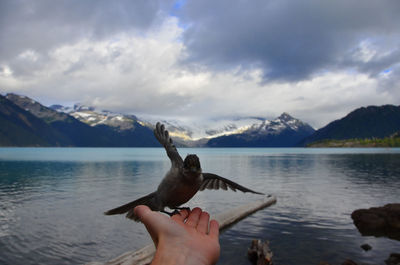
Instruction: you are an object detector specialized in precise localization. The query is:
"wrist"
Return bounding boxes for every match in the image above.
[151,239,210,265]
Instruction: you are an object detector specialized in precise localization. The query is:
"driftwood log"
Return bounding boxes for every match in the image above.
[87,195,277,265]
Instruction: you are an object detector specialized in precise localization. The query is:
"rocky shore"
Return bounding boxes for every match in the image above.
[252,203,400,265]
[351,203,400,241]
[321,204,400,265]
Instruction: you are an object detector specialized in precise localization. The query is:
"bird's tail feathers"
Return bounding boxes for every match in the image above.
[104,192,157,221]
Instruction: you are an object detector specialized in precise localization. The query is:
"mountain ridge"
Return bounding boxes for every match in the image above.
[0,94,72,146]
[2,92,398,147]
[4,93,159,147]
[300,104,400,146]
[51,101,313,143]
[207,113,315,147]
[50,100,315,145]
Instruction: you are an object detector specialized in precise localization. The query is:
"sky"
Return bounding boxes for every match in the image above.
[0,0,400,128]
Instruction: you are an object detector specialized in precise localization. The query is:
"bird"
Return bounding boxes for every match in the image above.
[104,122,264,221]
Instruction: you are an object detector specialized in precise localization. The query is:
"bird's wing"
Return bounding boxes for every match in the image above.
[200,173,264,194]
[154,122,183,167]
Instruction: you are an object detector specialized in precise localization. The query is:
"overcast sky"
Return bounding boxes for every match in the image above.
[1,0,399,128]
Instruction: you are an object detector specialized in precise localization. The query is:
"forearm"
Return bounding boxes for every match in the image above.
[151,242,212,265]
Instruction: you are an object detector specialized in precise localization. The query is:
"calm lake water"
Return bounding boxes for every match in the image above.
[0,148,399,265]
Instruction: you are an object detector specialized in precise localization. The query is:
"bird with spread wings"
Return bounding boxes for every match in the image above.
[104,122,263,221]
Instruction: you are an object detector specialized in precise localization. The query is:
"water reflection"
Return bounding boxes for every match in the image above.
[214,152,400,265]
[0,148,399,265]
[0,158,169,265]
[327,154,400,183]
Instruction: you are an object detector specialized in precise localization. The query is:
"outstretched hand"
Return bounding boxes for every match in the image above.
[134,206,220,265]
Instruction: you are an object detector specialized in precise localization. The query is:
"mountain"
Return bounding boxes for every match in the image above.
[50,103,139,131]
[3,93,316,147]
[53,104,271,145]
[68,110,266,141]
[207,113,315,147]
[9,93,398,148]
[49,103,158,147]
[5,93,158,147]
[301,105,400,146]
[0,94,71,146]
[6,93,115,146]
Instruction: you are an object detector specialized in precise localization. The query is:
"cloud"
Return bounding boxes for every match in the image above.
[177,0,400,82]
[0,0,174,61]
[1,0,400,129]
[1,17,187,108]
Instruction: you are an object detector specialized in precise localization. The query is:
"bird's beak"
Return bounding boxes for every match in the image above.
[190,167,198,172]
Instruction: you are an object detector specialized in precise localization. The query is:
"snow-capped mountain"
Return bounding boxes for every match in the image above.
[50,104,139,131]
[3,93,398,148]
[5,93,158,147]
[50,102,265,140]
[207,113,315,147]
[50,102,314,145]
[246,113,313,135]
[138,115,266,140]
[2,92,315,147]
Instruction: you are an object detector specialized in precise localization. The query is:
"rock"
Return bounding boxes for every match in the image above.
[247,239,273,265]
[385,253,400,265]
[360,243,372,251]
[351,203,400,240]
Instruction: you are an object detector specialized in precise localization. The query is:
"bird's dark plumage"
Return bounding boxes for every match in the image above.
[200,173,264,194]
[154,122,183,167]
[104,122,264,221]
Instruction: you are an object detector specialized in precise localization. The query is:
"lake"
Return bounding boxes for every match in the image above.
[0,148,399,265]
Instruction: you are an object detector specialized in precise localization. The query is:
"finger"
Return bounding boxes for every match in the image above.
[133,205,164,245]
[197,211,210,234]
[209,219,219,238]
[134,205,153,222]
[186,207,202,228]
[171,209,189,223]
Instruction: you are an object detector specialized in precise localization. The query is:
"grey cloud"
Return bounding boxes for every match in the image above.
[0,0,174,60]
[177,0,400,81]
[377,64,400,97]
[1,0,400,129]
[349,49,400,77]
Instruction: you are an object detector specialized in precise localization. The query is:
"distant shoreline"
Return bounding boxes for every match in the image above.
[307,137,400,148]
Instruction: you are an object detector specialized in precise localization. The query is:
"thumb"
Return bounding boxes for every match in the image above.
[133,205,152,222]
[134,205,164,246]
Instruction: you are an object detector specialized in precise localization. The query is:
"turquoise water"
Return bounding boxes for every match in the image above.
[0,148,399,264]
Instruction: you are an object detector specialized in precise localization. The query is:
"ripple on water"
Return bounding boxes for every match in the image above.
[1,148,400,265]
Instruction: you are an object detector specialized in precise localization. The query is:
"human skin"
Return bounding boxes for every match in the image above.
[134,206,220,265]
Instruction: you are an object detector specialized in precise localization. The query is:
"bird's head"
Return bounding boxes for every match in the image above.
[183,154,202,176]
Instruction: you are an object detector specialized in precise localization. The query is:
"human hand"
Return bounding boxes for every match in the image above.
[134,206,220,265]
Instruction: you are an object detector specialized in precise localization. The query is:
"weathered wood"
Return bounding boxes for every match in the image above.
[215,195,277,230]
[86,195,277,265]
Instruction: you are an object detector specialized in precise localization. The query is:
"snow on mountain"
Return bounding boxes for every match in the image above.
[4,93,314,147]
[50,102,313,141]
[207,113,315,147]
[246,112,313,135]
[137,115,266,140]
[50,104,138,131]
